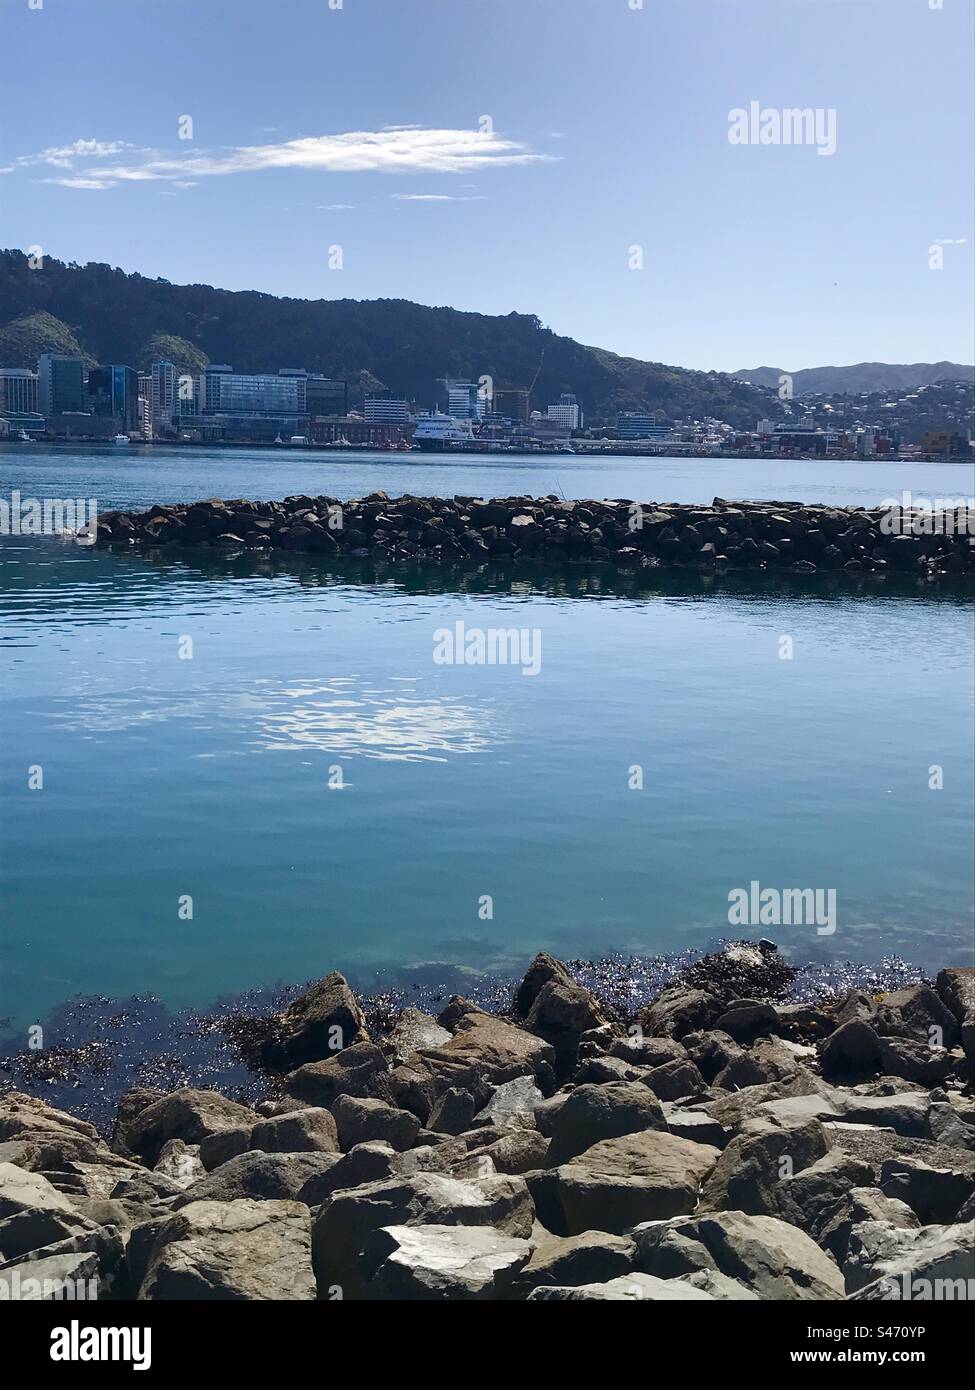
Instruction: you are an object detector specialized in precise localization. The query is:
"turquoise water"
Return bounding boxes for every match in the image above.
[1,444,973,1029]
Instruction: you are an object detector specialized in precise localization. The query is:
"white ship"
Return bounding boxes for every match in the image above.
[412,412,476,452]
[114,433,131,446]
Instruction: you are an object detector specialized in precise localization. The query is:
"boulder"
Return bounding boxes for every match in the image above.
[473,1076,546,1131]
[312,1172,534,1299]
[699,1117,830,1217]
[283,1042,392,1108]
[880,1156,975,1225]
[845,1219,975,1297]
[524,979,608,1074]
[816,1186,920,1264]
[427,1088,476,1136]
[874,985,959,1050]
[877,1034,953,1084]
[132,1198,315,1299]
[643,1059,707,1101]
[819,1020,882,1081]
[257,972,369,1070]
[526,1273,715,1301]
[121,1089,257,1167]
[173,1150,341,1207]
[713,1001,781,1042]
[199,1126,255,1172]
[513,952,578,1018]
[545,1083,667,1167]
[636,985,721,1040]
[388,1009,451,1056]
[366,1223,532,1300]
[634,1211,845,1300]
[153,1140,205,1187]
[331,1095,421,1153]
[515,1228,636,1293]
[297,1142,398,1204]
[552,1130,720,1236]
[418,1007,556,1097]
[467,1130,549,1175]
[249,1107,340,1155]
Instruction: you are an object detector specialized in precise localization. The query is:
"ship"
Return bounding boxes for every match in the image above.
[412,412,477,452]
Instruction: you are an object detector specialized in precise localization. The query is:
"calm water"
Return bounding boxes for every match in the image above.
[1,444,973,1030]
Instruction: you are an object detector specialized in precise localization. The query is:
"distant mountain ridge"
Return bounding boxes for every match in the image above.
[0,249,776,428]
[733,361,974,395]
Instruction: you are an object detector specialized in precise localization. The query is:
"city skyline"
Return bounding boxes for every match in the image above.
[1,0,972,373]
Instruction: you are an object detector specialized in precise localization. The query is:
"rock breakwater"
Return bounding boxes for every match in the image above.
[95,494,975,579]
[2,944,972,1301]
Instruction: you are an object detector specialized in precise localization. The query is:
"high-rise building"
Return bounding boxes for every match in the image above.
[201,366,304,415]
[493,387,530,423]
[364,395,410,424]
[443,379,483,420]
[0,368,38,414]
[306,376,348,417]
[38,355,86,417]
[150,361,178,434]
[546,393,581,430]
[87,365,139,432]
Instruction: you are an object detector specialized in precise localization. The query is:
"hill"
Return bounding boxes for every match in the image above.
[0,310,97,369]
[0,249,777,427]
[733,361,974,395]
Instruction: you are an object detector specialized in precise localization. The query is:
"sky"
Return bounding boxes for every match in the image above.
[0,0,972,373]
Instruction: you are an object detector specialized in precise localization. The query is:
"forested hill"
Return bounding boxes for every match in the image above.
[0,249,775,426]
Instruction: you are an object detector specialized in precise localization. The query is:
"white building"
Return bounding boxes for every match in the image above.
[0,368,38,414]
[546,394,581,430]
[364,396,409,424]
[150,361,177,434]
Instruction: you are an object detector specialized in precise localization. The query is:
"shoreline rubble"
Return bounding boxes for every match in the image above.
[2,942,972,1301]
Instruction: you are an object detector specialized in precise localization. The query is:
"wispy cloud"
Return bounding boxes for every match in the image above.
[391,193,487,202]
[318,203,355,210]
[18,127,554,190]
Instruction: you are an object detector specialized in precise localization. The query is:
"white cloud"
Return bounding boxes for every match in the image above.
[391,193,488,202]
[43,176,118,190]
[12,127,554,190]
[318,203,355,210]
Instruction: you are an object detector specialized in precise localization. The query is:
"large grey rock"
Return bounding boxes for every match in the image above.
[643,1059,707,1101]
[513,952,578,1018]
[874,985,959,1050]
[132,1198,315,1299]
[249,1107,340,1155]
[297,1142,397,1204]
[816,1186,920,1264]
[257,972,368,1070]
[878,1035,953,1084]
[331,1095,421,1152]
[427,1088,476,1136]
[634,1211,845,1300]
[553,1130,720,1236]
[527,1272,715,1301]
[467,1130,549,1175]
[0,1249,102,1299]
[545,1083,667,1167]
[283,1042,392,1108]
[516,1228,636,1293]
[473,1076,546,1131]
[418,1006,556,1097]
[699,1118,830,1216]
[845,1219,975,1297]
[174,1150,340,1207]
[637,985,721,1040]
[880,1156,975,1224]
[312,1172,534,1298]
[819,1020,882,1081]
[366,1223,532,1300]
[388,1008,450,1056]
[121,1089,257,1167]
[524,978,608,1074]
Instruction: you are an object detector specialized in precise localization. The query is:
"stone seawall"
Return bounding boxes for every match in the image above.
[96,493,975,579]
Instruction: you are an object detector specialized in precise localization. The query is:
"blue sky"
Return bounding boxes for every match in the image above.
[1,0,972,371]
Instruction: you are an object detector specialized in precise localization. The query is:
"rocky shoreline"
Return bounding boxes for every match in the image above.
[94,493,975,579]
[2,942,972,1301]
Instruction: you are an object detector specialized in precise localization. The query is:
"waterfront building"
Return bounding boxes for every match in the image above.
[364,394,410,425]
[0,368,39,415]
[442,379,484,420]
[305,375,348,417]
[547,393,582,430]
[617,412,673,440]
[493,386,530,423]
[87,364,139,432]
[150,360,178,434]
[38,354,86,417]
[202,366,304,416]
